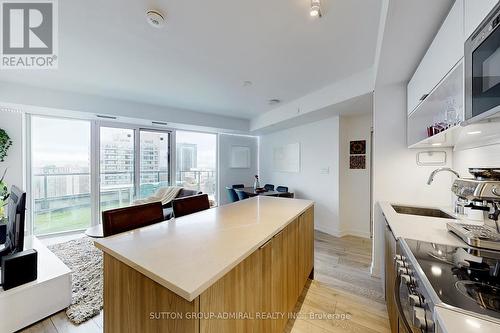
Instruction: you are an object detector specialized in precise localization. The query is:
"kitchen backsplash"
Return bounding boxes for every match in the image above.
[453,143,500,177]
[451,120,500,178]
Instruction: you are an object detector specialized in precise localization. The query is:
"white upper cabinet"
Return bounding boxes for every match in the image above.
[407,0,464,115]
[464,0,499,40]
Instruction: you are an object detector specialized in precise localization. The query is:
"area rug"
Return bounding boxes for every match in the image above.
[48,236,103,324]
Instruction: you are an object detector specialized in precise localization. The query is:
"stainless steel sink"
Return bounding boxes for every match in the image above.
[391,205,456,219]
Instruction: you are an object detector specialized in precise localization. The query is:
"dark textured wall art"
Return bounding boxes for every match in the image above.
[350,155,366,169]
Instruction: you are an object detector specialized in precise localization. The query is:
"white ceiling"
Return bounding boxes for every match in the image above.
[0,0,382,119]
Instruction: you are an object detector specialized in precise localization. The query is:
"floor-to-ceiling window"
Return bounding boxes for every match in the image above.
[31,116,92,235]
[30,116,173,235]
[30,117,221,235]
[99,126,135,215]
[175,131,217,202]
[139,130,170,198]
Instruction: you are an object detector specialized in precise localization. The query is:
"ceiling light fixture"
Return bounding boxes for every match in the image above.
[310,0,322,17]
[431,143,443,146]
[467,130,482,135]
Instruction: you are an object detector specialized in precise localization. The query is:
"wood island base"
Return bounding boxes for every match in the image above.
[103,206,314,333]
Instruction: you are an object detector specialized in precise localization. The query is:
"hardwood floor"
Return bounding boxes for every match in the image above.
[314,231,385,304]
[20,231,389,333]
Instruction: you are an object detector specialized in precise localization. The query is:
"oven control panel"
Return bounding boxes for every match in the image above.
[397,243,437,333]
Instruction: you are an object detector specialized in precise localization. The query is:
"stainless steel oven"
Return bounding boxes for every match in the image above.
[465,2,500,124]
[395,241,437,333]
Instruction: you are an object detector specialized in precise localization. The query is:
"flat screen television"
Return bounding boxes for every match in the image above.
[0,186,26,258]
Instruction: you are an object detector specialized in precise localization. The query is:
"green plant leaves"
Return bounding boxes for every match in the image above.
[0,129,13,162]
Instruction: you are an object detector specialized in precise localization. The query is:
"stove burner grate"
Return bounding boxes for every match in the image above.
[455,281,500,312]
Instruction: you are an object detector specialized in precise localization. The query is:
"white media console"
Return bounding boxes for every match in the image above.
[0,237,72,332]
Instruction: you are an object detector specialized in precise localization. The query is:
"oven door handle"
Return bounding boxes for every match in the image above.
[395,274,414,332]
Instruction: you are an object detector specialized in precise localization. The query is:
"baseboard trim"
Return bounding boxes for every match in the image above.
[344,230,371,239]
[314,226,371,239]
[323,229,371,239]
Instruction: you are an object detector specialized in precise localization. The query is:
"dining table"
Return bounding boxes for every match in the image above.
[236,187,293,197]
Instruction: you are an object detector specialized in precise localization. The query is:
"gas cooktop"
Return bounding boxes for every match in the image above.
[403,238,500,321]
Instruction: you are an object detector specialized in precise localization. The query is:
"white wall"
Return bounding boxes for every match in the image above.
[259,117,340,235]
[372,83,453,277]
[339,113,372,238]
[218,134,259,205]
[0,110,24,191]
[453,144,500,177]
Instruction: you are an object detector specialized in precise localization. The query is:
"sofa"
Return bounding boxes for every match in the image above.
[163,189,202,219]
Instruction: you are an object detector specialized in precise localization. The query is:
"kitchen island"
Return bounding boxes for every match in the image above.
[94,196,314,333]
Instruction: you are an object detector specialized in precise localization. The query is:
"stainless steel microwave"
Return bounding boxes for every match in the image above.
[465,2,500,124]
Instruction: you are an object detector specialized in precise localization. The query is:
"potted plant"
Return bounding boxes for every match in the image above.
[0,129,12,162]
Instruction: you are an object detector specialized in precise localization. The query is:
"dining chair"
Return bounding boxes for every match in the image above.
[264,184,275,191]
[276,186,289,193]
[226,187,240,203]
[232,184,245,189]
[172,194,210,218]
[102,202,164,237]
[236,190,250,200]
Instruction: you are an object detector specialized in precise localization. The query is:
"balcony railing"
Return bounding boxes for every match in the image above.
[32,169,216,215]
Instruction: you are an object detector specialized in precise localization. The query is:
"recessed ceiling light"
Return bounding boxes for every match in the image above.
[268,99,281,105]
[146,10,166,28]
[467,130,482,135]
[310,0,322,17]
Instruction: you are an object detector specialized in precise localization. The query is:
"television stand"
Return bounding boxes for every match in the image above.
[0,236,72,332]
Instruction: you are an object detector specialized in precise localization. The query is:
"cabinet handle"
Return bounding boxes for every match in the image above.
[419,94,429,101]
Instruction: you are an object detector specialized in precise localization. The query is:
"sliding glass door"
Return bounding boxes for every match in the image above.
[30,117,173,235]
[139,130,170,199]
[31,116,92,235]
[175,131,217,202]
[99,126,135,215]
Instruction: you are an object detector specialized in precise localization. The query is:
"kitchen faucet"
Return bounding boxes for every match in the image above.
[427,168,460,185]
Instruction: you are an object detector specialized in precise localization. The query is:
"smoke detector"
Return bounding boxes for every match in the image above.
[146,10,166,28]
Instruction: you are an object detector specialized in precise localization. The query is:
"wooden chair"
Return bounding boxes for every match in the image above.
[102,202,164,237]
[172,194,210,218]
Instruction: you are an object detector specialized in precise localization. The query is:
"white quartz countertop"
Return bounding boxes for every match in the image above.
[94,196,314,302]
[435,306,500,333]
[379,201,482,246]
